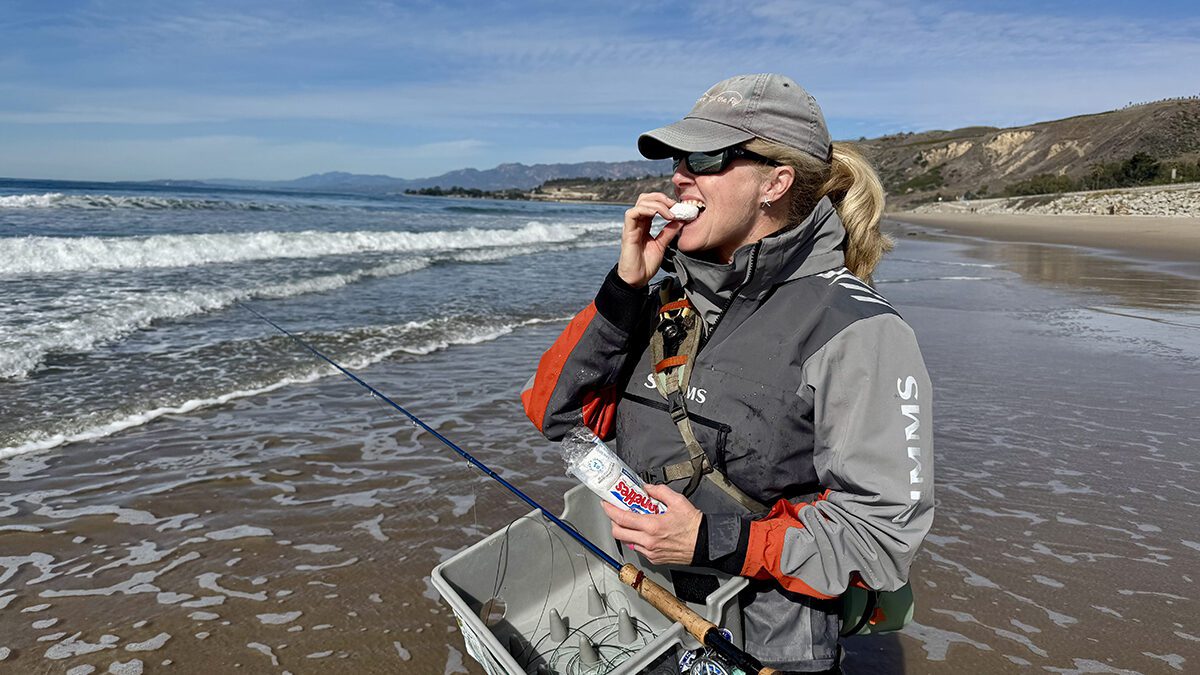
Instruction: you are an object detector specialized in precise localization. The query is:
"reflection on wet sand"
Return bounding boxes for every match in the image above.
[888,221,1200,312]
[0,328,573,675]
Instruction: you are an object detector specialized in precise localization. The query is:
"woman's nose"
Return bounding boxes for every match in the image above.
[672,164,695,190]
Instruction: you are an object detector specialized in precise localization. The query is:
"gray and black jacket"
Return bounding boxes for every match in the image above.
[522,198,934,670]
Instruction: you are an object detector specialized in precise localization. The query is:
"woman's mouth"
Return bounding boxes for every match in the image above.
[669,199,706,221]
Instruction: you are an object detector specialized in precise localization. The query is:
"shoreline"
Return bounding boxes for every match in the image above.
[887,211,1200,266]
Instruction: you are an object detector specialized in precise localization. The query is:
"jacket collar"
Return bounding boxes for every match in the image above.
[663,197,846,330]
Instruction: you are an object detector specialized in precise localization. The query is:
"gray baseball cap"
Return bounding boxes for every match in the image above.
[638,73,832,162]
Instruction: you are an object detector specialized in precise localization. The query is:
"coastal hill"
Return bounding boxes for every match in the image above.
[864,97,1200,207]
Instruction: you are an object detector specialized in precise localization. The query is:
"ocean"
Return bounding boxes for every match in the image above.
[0,180,624,458]
[1,179,1198,673]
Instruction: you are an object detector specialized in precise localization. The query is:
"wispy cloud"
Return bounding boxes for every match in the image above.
[1,0,1196,180]
[687,0,1200,128]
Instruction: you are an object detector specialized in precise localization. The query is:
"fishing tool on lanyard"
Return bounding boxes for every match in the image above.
[238,301,779,675]
[646,280,769,514]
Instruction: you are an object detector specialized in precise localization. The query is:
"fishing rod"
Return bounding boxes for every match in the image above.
[239,301,777,675]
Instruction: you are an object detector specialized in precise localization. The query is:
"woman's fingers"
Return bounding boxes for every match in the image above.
[631,192,676,217]
[618,193,682,287]
[624,195,677,234]
[611,524,648,549]
[635,192,675,210]
[601,489,701,565]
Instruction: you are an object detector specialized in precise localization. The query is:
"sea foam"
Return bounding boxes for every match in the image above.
[0,315,553,460]
[0,221,616,276]
[0,193,66,208]
[0,259,428,380]
[0,237,595,380]
[0,192,318,211]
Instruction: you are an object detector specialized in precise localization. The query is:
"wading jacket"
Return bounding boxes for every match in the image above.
[522,198,934,670]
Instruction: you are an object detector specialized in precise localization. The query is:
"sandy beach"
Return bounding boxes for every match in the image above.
[889,211,1200,267]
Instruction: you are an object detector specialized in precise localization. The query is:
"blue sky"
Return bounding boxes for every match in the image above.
[1,0,1197,181]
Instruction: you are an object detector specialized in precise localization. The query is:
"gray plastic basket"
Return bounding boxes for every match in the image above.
[432,485,746,674]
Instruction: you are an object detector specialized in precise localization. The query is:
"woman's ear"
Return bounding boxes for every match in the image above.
[762,165,795,204]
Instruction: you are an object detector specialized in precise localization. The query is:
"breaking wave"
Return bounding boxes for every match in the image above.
[0,237,601,381]
[0,221,617,275]
[0,315,547,460]
[0,260,428,380]
[0,192,325,211]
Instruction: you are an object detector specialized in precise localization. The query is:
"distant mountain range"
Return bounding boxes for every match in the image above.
[181,97,1199,203]
[196,160,672,194]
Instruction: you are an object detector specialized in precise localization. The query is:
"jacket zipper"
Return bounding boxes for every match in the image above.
[699,241,762,352]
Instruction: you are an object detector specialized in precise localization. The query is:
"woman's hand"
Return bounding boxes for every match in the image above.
[601,483,702,566]
[618,193,685,288]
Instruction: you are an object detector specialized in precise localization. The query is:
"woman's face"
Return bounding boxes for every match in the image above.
[671,159,769,263]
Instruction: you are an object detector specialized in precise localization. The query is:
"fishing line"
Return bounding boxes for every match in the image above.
[487,509,660,675]
[533,613,655,675]
[237,300,622,573]
[238,300,777,675]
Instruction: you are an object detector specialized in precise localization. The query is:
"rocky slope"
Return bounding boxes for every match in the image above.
[862,97,1200,208]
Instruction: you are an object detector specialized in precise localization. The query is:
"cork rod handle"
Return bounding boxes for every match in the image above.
[618,564,777,675]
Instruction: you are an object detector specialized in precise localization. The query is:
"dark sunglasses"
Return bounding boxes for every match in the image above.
[671,146,781,175]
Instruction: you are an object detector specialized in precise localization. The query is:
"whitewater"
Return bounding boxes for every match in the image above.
[0,221,614,275]
[0,179,622,459]
[0,192,339,211]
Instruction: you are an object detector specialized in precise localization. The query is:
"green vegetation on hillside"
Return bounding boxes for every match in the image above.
[403,174,672,205]
[1003,153,1200,196]
[895,167,944,193]
[404,186,529,200]
[542,174,665,188]
[1002,173,1079,197]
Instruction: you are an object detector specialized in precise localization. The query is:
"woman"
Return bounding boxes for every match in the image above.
[522,74,934,673]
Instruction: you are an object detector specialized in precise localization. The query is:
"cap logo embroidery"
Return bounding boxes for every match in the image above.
[696,90,743,108]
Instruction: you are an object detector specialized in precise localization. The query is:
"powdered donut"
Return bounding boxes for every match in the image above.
[669,201,702,221]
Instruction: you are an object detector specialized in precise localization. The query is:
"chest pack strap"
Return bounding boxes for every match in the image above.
[644,280,769,515]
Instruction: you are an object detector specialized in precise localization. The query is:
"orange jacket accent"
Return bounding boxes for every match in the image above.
[739,496,839,600]
[521,303,619,438]
[580,385,619,439]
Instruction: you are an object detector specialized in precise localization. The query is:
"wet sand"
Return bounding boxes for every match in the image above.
[891,211,1200,268]
[3,231,1199,674]
[0,330,583,674]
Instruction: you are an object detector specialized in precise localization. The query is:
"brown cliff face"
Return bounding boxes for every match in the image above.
[860,98,1200,208]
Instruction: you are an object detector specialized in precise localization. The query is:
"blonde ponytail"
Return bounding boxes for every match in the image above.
[819,143,891,284]
[744,139,892,284]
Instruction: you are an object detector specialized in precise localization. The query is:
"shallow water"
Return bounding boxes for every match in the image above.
[859,226,1200,674]
[2,189,1198,673]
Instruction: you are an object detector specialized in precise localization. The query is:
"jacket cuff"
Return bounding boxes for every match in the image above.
[691,513,750,575]
[594,266,648,335]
